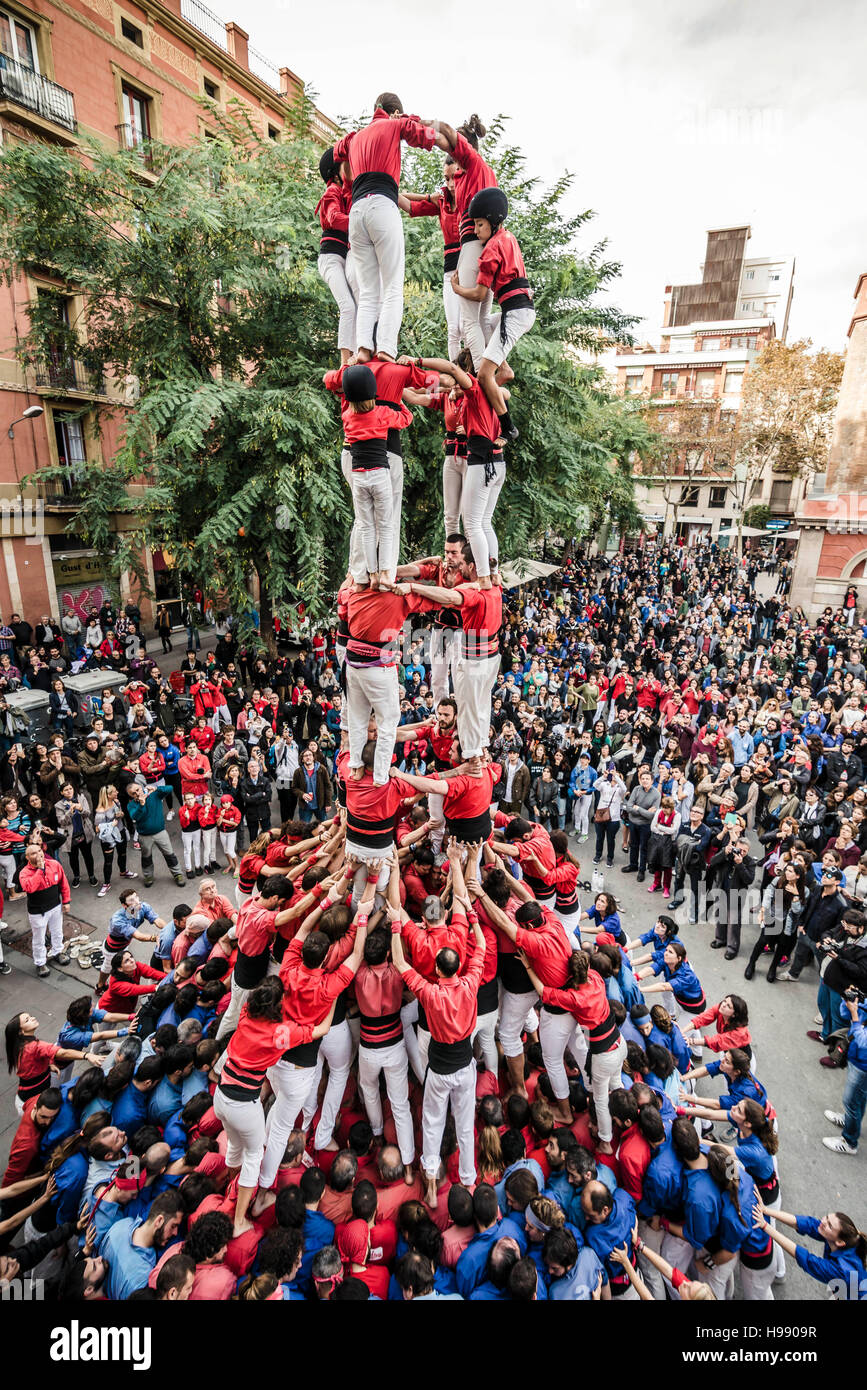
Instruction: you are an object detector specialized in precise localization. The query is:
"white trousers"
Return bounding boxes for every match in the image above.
[318,250,358,353]
[214,1089,266,1188]
[443,270,462,361]
[573,796,591,836]
[181,828,202,873]
[498,987,540,1058]
[216,976,252,1040]
[457,240,498,370]
[637,1218,666,1300]
[349,855,392,910]
[692,1251,735,1301]
[661,1231,694,1299]
[350,468,394,581]
[461,461,505,579]
[443,454,467,537]
[345,662,400,785]
[538,1007,581,1101]
[482,305,536,368]
[342,449,403,580]
[201,826,217,864]
[29,906,65,967]
[307,1019,355,1149]
[0,853,17,889]
[454,652,500,758]
[739,1258,775,1300]
[575,1033,626,1144]
[401,998,425,1084]
[430,626,461,704]
[259,1058,319,1188]
[472,1006,499,1074]
[219,830,237,859]
[350,194,405,359]
[358,1038,415,1165]
[421,1059,477,1186]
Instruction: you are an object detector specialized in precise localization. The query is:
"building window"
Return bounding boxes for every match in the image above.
[679,486,700,508]
[623,370,643,396]
[770,479,792,511]
[267,124,280,140]
[729,335,754,349]
[709,486,727,509]
[696,373,716,400]
[203,78,219,99]
[120,84,150,148]
[701,338,720,352]
[750,479,763,499]
[658,371,678,398]
[724,369,744,395]
[0,6,38,69]
[120,18,143,46]
[52,411,87,494]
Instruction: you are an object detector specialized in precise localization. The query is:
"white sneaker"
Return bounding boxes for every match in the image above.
[813,1012,823,1025]
[824,1110,845,1128]
[822,1136,857,1155]
[166,810,175,822]
[776,970,795,981]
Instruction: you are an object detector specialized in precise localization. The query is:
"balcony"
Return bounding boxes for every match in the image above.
[35,356,103,396]
[0,57,76,133]
[37,474,87,509]
[115,124,154,169]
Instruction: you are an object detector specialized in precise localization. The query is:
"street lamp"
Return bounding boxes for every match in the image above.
[7,405,44,439]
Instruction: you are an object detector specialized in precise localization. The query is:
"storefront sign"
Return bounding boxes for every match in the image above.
[52,555,104,585]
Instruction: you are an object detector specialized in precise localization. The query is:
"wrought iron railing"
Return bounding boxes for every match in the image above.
[0,57,76,132]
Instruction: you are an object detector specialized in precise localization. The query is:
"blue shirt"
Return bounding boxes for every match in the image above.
[583,1187,637,1285]
[53,1150,89,1225]
[111,1082,150,1134]
[548,1245,605,1300]
[108,903,158,947]
[705,1060,769,1112]
[560,1164,617,1233]
[494,1157,545,1220]
[290,1209,335,1298]
[100,1216,157,1300]
[793,1215,867,1298]
[734,1133,775,1187]
[155,922,178,963]
[682,1168,722,1251]
[637,1139,684,1221]
[455,1216,527,1299]
[147,1074,184,1128]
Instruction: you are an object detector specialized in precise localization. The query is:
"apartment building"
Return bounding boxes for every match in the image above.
[0,0,333,626]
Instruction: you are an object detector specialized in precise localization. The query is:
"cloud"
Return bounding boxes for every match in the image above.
[228,0,865,350]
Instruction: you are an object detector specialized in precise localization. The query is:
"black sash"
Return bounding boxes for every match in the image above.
[428,1035,473,1074]
[352,172,399,205]
[350,438,389,470]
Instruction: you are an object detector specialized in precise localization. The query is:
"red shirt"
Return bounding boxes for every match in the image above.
[178,753,210,796]
[402,912,469,984]
[401,937,485,1043]
[219,1008,315,1096]
[193,892,234,922]
[339,751,417,846]
[616,1125,652,1203]
[2,1103,43,1185]
[344,589,428,661]
[235,897,280,958]
[178,806,201,831]
[541,970,611,1027]
[15,1038,59,1095]
[514,910,572,989]
[451,132,498,239]
[19,859,71,908]
[315,183,348,234]
[98,960,163,1011]
[333,108,436,190]
[460,375,500,444]
[476,228,531,306]
[279,939,355,1028]
[690,1003,752,1054]
[408,188,460,271]
[443,763,500,824]
[354,961,404,1048]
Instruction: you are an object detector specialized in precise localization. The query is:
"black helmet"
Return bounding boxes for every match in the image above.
[342,364,377,403]
[319,147,337,183]
[467,186,508,228]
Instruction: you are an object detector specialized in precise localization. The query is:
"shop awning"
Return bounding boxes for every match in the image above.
[500,559,561,588]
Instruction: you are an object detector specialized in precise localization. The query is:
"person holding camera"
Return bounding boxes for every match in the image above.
[708,835,756,960]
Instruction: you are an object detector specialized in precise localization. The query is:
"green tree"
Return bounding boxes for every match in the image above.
[0,100,645,641]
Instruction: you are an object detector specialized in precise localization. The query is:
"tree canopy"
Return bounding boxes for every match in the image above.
[0,96,650,639]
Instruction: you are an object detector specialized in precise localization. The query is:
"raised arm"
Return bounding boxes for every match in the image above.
[389,767,448,797]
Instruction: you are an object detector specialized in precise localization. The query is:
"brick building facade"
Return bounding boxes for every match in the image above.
[0,0,332,628]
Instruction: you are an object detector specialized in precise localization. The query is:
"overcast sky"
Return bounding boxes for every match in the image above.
[238,0,866,351]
